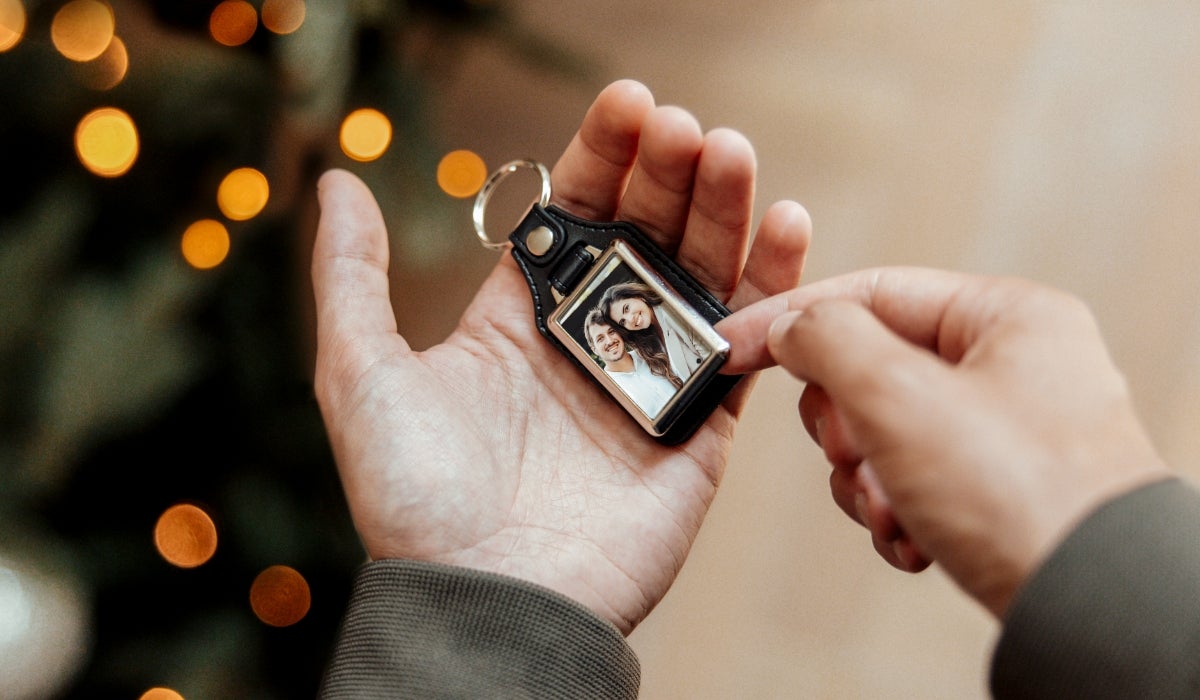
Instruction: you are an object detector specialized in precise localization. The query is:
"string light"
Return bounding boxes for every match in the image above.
[217,167,270,221]
[209,0,257,47]
[74,107,138,177]
[139,688,184,700]
[153,504,218,568]
[262,0,305,35]
[249,565,311,627]
[0,0,25,52]
[73,34,128,90]
[51,0,114,62]
[180,219,231,270]
[437,150,487,198]
[339,108,392,162]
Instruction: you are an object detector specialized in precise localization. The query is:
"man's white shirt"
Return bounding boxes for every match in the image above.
[604,350,676,417]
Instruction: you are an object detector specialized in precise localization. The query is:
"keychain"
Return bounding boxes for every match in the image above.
[473,160,743,445]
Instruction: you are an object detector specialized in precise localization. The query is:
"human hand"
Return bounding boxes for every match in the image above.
[718,267,1170,616]
[311,80,812,633]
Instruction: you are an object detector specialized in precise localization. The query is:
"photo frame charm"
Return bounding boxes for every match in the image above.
[474,160,742,445]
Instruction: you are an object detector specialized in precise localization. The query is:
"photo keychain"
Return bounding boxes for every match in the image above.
[473,160,744,445]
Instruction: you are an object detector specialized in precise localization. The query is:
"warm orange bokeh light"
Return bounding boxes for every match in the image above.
[209,0,257,47]
[154,504,218,569]
[51,0,114,62]
[74,34,128,90]
[437,150,488,198]
[339,108,392,162]
[74,107,138,177]
[217,167,270,221]
[250,565,311,627]
[139,687,184,700]
[0,0,26,53]
[180,219,231,270]
[262,0,305,35]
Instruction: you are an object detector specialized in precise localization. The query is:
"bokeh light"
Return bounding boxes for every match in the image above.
[51,0,114,62]
[262,0,305,35]
[180,220,231,270]
[74,34,128,90]
[339,108,392,162]
[153,504,218,568]
[249,565,310,627]
[437,149,488,198]
[217,167,269,221]
[209,0,257,47]
[0,0,26,52]
[74,107,138,177]
[139,688,184,700]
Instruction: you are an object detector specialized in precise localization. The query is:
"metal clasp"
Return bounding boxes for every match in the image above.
[472,159,552,251]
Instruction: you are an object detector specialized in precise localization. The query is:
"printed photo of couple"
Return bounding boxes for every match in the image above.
[571,275,713,419]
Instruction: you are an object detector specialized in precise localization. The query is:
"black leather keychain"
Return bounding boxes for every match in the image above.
[474,160,743,445]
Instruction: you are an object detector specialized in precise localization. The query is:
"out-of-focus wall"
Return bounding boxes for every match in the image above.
[417,2,1200,697]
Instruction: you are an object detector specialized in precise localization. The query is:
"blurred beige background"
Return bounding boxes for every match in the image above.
[386,2,1200,698]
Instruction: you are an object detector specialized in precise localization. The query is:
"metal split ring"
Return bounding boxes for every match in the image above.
[472,159,552,251]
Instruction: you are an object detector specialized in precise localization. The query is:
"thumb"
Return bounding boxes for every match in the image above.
[766,300,950,457]
[312,169,407,350]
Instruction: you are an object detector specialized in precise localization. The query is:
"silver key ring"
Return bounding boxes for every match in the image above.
[472,159,552,251]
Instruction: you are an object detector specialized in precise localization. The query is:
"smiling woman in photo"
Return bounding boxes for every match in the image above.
[600,282,710,382]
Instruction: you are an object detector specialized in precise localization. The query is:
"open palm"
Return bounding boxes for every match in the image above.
[312,81,811,634]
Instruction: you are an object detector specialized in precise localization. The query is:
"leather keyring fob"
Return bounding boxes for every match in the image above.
[507,203,743,445]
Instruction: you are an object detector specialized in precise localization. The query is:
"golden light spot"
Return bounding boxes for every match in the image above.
[74,107,138,177]
[262,0,305,35]
[217,167,269,221]
[139,688,184,700]
[437,150,487,198]
[209,0,257,47]
[180,219,231,270]
[154,504,218,568]
[74,34,128,90]
[0,0,26,53]
[51,0,114,62]
[339,108,392,162]
[250,565,311,627]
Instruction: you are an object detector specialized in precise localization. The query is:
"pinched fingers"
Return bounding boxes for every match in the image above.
[801,369,931,573]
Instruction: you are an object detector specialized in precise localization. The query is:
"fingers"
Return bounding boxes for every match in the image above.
[313,169,404,348]
[550,79,655,221]
[616,113,759,302]
[767,303,932,404]
[672,128,759,302]
[720,267,976,374]
[726,200,812,311]
[859,463,931,573]
[808,385,932,573]
[799,383,859,470]
[616,106,705,251]
[552,80,767,303]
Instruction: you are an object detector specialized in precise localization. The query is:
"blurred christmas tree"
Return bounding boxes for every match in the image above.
[0,0,589,697]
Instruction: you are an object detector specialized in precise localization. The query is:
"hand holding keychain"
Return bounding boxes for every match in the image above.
[474,160,740,445]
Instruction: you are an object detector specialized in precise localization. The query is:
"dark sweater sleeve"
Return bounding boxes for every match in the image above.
[318,559,640,699]
[991,477,1200,698]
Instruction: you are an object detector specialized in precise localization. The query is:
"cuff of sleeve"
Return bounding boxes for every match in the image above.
[319,558,640,699]
[990,477,1200,699]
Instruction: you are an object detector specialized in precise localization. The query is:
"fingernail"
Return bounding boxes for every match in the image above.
[813,414,828,447]
[767,310,805,355]
[854,491,868,526]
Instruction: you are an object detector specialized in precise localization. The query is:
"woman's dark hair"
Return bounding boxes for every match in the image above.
[597,283,681,388]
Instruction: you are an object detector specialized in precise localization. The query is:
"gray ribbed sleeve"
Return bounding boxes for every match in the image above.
[991,478,1200,698]
[319,559,640,699]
